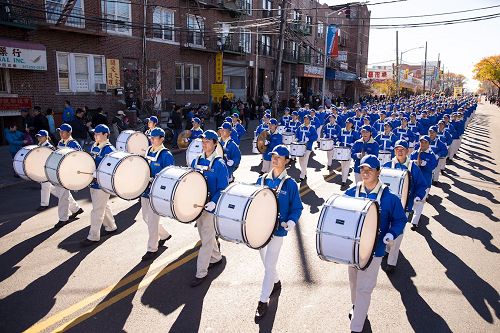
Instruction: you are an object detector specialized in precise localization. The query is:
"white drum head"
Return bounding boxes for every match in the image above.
[400,172,410,209]
[58,150,96,190]
[186,139,203,166]
[245,188,278,248]
[172,171,207,222]
[358,202,379,269]
[127,132,149,155]
[113,155,150,200]
[26,146,53,182]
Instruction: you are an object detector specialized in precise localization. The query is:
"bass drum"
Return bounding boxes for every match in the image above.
[380,168,410,209]
[13,145,53,182]
[97,151,150,200]
[149,166,208,223]
[215,183,278,249]
[185,138,223,167]
[45,148,95,191]
[116,130,149,155]
[316,195,379,270]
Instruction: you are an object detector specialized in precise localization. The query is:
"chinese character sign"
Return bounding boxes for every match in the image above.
[106,59,121,89]
[215,52,223,83]
[0,38,47,71]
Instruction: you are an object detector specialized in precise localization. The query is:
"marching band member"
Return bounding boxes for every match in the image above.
[219,122,241,182]
[352,108,363,131]
[231,113,246,144]
[54,124,84,229]
[383,140,427,273]
[351,125,379,184]
[374,122,397,157]
[344,155,406,333]
[447,113,463,161]
[261,119,283,174]
[409,136,438,230]
[190,130,229,287]
[36,130,56,212]
[255,114,271,137]
[322,114,341,170]
[361,116,376,135]
[407,112,423,138]
[254,145,303,319]
[82,125,118,246]
[145,116,159,141]
[427,126,448,185]
[286,111,301,134]
[141,128,174,261]
[188,117,204,143]
[295,115,318,182]
[338,118,359,189]
[436,120,452,147]
[393,117,415,143]
[280,107,292,128]
[308,109,321,148]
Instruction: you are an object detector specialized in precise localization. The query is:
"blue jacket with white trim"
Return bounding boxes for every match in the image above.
[191,152,229,212]
[351,138,379,173]
[142,147,174,198]
[220,138,241,179]
[89,142,115,189]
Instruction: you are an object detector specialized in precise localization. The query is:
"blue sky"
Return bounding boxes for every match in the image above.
[324,0,500,90]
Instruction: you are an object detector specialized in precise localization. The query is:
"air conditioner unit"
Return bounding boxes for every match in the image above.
[95,83,107,91]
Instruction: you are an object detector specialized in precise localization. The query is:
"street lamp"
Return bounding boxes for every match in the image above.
[397,46,424,95]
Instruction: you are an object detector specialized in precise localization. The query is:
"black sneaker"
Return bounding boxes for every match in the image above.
[255,301,268,320]
[36,206,49,212]
[141,251,159,261]
[208,257,223,270]
[190,276,206,287]
[271,280,281,294]
[158,234,172,247]
[102,228,118,237]
[81,238,99,247]
[54,220,68,229]
[69,208,84,219]
[348,305,355,320]
[410,224,419,231]
[385,264,396,273]
[432,181,438,186]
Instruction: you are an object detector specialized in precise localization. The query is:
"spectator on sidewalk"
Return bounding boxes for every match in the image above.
[91,107,108,128]
[46,108,57,142]
[70,108,90,147]
[171,106,183,148]
[33,106,50,134]
[111,110,128,140]
[4,124,27,178]
[63,100,75,123]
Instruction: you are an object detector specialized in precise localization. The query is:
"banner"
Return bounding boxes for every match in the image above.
[326,25,339,58]
[0,38,47,71]
[106,59,121,89]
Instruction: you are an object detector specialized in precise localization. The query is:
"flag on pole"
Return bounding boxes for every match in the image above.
[326,25,339,58]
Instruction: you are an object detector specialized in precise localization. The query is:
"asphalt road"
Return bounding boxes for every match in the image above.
[0,102,499,333]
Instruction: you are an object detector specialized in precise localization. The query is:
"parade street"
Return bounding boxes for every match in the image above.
[0,101,499,333]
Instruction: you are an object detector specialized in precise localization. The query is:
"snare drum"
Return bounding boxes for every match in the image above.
[45,148,95,191]
[277,125,286,134]
[186,138,224,166]
[97,151,150,200]
[13,145,53,182]
[316,195,380,270]
[378,150,392,165]
[333,146,351,161]
[319,138,334,151]
[290,142,306,157]
[116,130,149,155]
[380,168,410,209]
[252,139,260,154]
[215,183,278,249]
[149,166,208,223]
[282,132,295,145]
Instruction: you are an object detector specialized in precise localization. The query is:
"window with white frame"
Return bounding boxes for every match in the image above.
[262,0,272,16]
[46,0,85,28]
[261,35,271,56]
[153,7,174,41]
[175,63,202,91]
[56,52,106,92]
[292,42,298,59]
[239,28,252,53]
[317,48,323,64]
[187,15,204,46]
[101,0,131,35]
[243,0,252,15]
[317,21,324,38]
[0,69,11,93]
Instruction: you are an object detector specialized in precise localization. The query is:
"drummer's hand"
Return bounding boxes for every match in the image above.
[281,220,296,231]
[184,138,189,142]
[204,201,216,211]
[264,140,269,145]
[356,153,362,159]
[383,233,394,244]
[419,160,427,166]
[226,159,234,166]
[305,137,309,142]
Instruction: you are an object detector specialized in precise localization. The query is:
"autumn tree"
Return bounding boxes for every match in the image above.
[473,55,500,96]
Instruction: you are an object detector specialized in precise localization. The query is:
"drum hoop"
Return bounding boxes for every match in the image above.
[358,200,380,271]
[315,195,335,259]
[21,147,34,179]
[149,166,176,217]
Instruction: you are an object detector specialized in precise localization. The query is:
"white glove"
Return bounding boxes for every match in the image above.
[226,159,234,166]
[281,220,296,231]
[264,140,270,145]
[383,233,394,245]
[92,171,97,178]
[305,137,309,142]
[184,138,189,143]
[420,160,427,166]
[204,201,216,211]
[356,153,362,159]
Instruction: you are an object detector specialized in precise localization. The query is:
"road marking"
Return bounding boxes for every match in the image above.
[26,164,342,333]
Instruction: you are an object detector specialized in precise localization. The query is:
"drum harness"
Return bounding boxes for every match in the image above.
[354,182,387,212]
[145,146,167,163]
[260,172,289,222]
[193,153,222,199]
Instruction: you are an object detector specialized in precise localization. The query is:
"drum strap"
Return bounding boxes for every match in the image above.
[355,182,387,206]
[260,172,290,195]
[146,146,167,162]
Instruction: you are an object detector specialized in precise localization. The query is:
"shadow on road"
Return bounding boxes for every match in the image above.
[300,180,325,214]
[256,289,281,333]
[293,220,317,284]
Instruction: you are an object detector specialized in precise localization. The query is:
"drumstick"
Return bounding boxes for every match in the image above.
[77,171,94,175]
[193,204,205,208]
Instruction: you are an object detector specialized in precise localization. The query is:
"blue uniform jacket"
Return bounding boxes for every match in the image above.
[189,128,204,142]
[142,147,174,198]
[280,115,292,127]
[220,138,241,179]
[393,127,415,143]
[233,122,246,141]
[58,138,82,150]
[409,149,438,188]
[191,152,229,212]
[230,128,240,145]
[351,138,379,173]
[375,132,397,153]
[264,131,283,161]
[416,138,447,158]
[256,171,303,237]
[255,123,269,137]
[383,158,427,211]
[90,142,115,189]
[345,183,406,257]
[407,122,424,139]
[286,120,301,133]
[373,119,387,134]
[436,129,452,146]
[322,123,341,140]
[338,128,359,147]
[295,125,318,150]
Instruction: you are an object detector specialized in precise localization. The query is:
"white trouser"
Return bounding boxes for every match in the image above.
[449,139,461,159]
[316,127,322,143]
[387,227,406,266]
[196,210,222,278]
[326,150,333,167]
[433,158,447,181]
[299,150,311,178]
[259,236,284,303]
[262,159,271,173]
[410,188,430,226]
[88,188,117,241]
[141,197,170,252]
[354,172,362,184]
[40,182,59,206]
[55,186,80,221]
[340,160,351,183]
[348,257,383,332]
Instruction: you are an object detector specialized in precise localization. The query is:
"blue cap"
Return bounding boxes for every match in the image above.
[360,125,372,132]
[56,123,72,132]
[149,116,159,124]
[359,154,380,169]
[263,114,271,119]
[429,126,438,133]
[284,107,290,112]
[232,113,239,118]
[192,117,201,124]
[271,145,290,159]
[93,124,110,134]
[421,110,428,114]
[394,140,409,149]
[265,109,271,114]
[225,117,232,122]
[303,114,311,120]
[201,130,219,141]
[328,114,336,119]
[292,111,299,116]
[36,130,49,137]
[144,117,150,123]
[438,120,445,125]
[420,135,430,142]
[270,118,278,125]
[346,117,354,125]
[150,128,165,137]
[219,122,232,131]
[401,117,408,122]
[443,114,450,119]
[410,112,416,117]
[384,122,393,128]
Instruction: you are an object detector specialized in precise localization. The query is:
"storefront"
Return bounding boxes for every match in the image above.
[223,60,248,102]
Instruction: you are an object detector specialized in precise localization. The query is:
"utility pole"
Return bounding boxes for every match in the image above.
[395,31,399,97]
[141,0,148,109]
[271,0,288,118]
[254,26,259,104]
[423,41,427,94]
